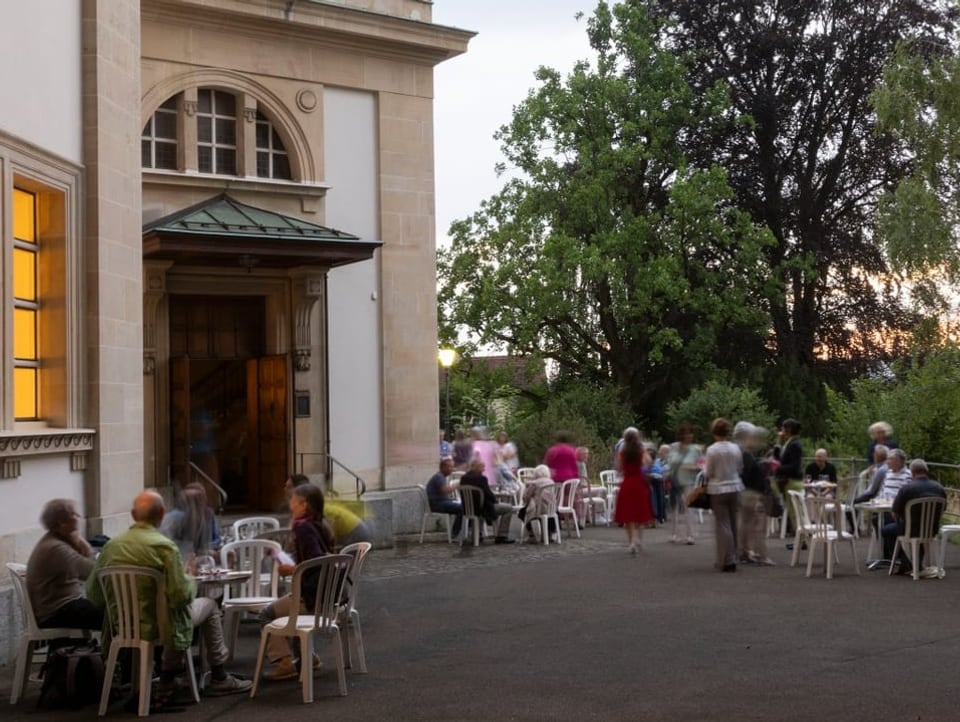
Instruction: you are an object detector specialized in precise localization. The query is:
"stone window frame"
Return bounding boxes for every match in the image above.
[0,131,94,473]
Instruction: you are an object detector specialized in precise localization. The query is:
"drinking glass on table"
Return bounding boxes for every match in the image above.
[195,554,216,577]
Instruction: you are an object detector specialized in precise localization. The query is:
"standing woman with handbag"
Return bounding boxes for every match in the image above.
[613,427,654,555]
[704,418,744,572]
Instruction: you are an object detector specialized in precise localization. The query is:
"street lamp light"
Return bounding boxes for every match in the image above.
[438,348,457,438]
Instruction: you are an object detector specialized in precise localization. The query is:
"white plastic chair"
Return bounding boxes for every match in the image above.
[96,565,200,716]
[338,541,372,673]
[600,470,620,526]
[417,484,453,543]
[250,554,353,702]
[520,483,560,545]
[890,497,946,581]
[581,478,606,525]
[457,486,488,547]
[787,490,826,567]
[232,516,280,541]
[220,538,281,659]
[557,479,582,538]
[805,495,860,580]
[7,562,92,705]
[938,520,960,575]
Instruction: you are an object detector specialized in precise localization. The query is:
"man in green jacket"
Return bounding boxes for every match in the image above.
[87,490,250,697]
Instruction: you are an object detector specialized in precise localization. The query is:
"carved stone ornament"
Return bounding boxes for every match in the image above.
[295,348,311,372]
[0,430,96,460]
[296,89,318,113]
[144,354,156,376]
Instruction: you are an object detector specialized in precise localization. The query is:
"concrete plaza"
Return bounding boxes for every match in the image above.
[4,520,959,721]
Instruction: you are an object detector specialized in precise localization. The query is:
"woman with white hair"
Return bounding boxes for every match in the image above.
[866,421,897,470]
[518,464,558,541]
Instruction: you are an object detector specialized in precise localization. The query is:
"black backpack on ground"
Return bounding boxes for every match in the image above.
[37,640,105,709]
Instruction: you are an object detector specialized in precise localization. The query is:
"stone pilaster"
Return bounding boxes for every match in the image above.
[81,0,145,534]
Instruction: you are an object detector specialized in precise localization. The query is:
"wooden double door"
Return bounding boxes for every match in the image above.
[168,295,289,511]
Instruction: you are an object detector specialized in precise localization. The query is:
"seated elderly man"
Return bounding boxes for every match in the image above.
[882,459,947,575]
[804,449,838,483]
[459,457,516,544]
[26,499,103,634]
[88,491,251,697]
[855,446,912,504]
[426,457,463,538]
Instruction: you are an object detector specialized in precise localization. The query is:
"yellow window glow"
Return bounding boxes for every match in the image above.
[13,189,36,243]
[13,247,36,300]
[14,368,37,419]
[14,308,36,360]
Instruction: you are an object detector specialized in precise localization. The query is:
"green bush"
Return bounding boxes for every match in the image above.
[509,382,635,476]
[665,379,776,446]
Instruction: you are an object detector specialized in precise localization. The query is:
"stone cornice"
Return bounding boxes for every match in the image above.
[142,0,473,66]
[0,429,96,458]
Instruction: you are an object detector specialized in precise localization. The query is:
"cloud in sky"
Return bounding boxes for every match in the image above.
[433,1,598,244]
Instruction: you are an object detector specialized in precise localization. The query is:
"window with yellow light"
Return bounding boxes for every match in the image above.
[13,188,39,420]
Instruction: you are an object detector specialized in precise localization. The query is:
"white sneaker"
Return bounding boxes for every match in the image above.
[671,535,680,544]
[919,566,942,579]
[685,536,695,545]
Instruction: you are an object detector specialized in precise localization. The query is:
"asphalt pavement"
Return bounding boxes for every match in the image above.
[4,519,960,721]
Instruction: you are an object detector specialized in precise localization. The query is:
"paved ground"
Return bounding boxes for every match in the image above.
[5,519,960,721]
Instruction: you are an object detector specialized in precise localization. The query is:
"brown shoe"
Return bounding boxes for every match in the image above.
[263,657,297,681]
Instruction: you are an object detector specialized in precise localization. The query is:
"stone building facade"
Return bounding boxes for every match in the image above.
[0,0,471,570]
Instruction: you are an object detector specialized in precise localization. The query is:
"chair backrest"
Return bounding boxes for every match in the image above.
[416,484,431,514]
[599,470,619,488]
[232,516,280,541]
[279,554,352,634]
[787,489,812,528]
[221,538,281,598]
[532,483,558,516]
[458,485,484,518]
[903,497,946,539]
[339,541,372,615]
[517,467,537,484]
[97,566,166,644]
[255,528,293,550]
[6,562,37,634]
[805,495,842,537]
[558,479,579,508]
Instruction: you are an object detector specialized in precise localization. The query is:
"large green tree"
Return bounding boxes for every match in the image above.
[649,0,956,383]
[873,36,960,304]
[438,2,775,426]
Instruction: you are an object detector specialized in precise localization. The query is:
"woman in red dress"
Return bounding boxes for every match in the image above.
[614,427,654,554]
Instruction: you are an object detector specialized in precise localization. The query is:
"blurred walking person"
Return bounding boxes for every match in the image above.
[613,428,653,554]
[667,424,701,545]
[734,422,775,566]
[704,418,743,572]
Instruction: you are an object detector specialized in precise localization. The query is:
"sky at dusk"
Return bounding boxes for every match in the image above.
[432,0,600,245]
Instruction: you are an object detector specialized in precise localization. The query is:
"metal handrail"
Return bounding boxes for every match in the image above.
[188,461,228,512]
[331,455,367,499]
[296,452,367,499]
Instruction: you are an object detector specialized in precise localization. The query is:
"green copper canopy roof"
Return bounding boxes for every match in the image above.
[143,194,380,269]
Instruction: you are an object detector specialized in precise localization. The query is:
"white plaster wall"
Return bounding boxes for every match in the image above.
[0,456,87,565]
[0,2,83,163]
[323,87,383,487]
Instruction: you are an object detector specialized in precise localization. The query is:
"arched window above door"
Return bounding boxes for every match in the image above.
[141,87,294,181]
